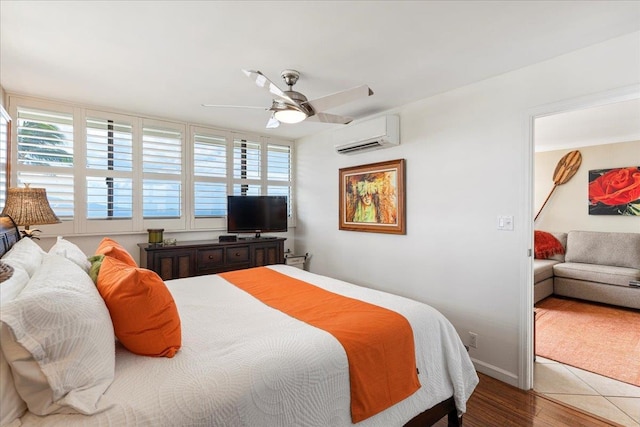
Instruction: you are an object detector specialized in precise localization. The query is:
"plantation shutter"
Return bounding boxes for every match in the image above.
[267,143,292,215]
[233,138,261,196]
[85,116,133,219]
[142,122,183,219]
[193,132,227,217]
[0,108,9,209]
[15,107,74,218]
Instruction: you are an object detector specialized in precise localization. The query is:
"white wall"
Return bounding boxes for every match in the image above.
[535,141,640,232]
[295,32,640,386]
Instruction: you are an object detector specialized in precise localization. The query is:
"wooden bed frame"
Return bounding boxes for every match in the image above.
[0,214,20,258]
[0,214,461,426]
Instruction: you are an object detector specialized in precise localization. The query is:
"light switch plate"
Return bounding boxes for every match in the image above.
[497,215,514,231]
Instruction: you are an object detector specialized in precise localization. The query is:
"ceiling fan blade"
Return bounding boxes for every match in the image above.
[201,104,267,110]
[306,112,353,125]
[306,84,373,113]
[241,69,300,107]
[266,114,280,129]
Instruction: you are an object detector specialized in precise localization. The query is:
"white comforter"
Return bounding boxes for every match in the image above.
[18,265,478,426]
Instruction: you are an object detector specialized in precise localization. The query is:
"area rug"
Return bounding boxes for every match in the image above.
[535,297,640,387]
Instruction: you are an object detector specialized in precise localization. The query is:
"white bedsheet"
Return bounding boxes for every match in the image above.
[17,265,478,426]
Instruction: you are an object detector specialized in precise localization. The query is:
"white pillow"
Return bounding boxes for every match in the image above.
[0,254,115,416]
[0,263,30,426]
[48,236,91,273]
[1,238,46,277]
[0,349,26,426]
[0,263,29,302]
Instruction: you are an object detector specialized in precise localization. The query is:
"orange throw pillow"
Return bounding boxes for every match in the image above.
[96,256,181,357]
[95,237,137,267]
[534,230,565,259]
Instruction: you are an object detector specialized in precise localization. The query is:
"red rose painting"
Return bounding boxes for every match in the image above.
[588,166,640,216]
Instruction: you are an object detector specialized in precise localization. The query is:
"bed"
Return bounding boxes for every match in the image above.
[0,215,478,427]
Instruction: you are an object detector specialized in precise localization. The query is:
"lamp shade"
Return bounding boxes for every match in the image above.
[1,186,61,228]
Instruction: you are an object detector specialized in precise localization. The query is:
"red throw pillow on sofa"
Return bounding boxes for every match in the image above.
[534,230,565,259]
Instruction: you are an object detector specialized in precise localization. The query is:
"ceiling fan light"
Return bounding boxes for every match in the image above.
[274,108,307,124]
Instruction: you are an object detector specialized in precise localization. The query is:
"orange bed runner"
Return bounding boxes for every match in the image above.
[219,267,421,422]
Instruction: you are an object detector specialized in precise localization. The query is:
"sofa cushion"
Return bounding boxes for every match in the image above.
[553,262,640,288]
[565,231,640,269]
[547,232,567,262]
[534,259,559,284]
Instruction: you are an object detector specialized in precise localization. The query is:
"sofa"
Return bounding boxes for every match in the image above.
[533,230,640,310]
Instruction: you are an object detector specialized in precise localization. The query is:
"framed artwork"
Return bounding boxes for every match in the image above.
[588,166,640,216]
[339,159,405,234]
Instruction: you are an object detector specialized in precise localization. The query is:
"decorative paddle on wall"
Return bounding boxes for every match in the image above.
[535,150,582,221]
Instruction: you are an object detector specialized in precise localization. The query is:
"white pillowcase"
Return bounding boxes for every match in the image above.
[1,238,46,277]
[0,263,30,426]
[0,263,29,302]
[48,236,91,273]
[0,254,115,416]
[0,349,26,426]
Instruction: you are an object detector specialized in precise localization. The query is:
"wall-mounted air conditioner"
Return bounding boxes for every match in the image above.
[333,115,400,155]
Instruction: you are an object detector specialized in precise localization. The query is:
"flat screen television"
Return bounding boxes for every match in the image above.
[226,195,288,239]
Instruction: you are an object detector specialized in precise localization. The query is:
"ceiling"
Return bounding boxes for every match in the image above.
[1,1,639,143]
[535,98,640,152]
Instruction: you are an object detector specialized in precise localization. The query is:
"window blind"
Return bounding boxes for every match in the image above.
[142,124,182,218]
[86,117,133,219]
[16,107,74,218]
[194,132,226,217]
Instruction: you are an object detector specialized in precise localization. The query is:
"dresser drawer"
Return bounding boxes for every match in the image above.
[226,246,249,263]
[197,248,224,270]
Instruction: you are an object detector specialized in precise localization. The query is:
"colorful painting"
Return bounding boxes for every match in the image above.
[339,159,405,234]
[588,166,640,216]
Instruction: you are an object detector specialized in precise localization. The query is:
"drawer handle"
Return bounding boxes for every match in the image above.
[209,255,214,259]
[235,252,241,257]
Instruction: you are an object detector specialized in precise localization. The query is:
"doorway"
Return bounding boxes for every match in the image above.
[523,86,640,424]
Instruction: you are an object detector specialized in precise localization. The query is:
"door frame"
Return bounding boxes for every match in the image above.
[519,83,640,390]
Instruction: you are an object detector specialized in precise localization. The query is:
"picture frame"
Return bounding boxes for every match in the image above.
[339,159,405,234]
[588,166,640,216]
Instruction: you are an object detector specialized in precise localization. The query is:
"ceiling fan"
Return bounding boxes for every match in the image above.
[203,69,374,129]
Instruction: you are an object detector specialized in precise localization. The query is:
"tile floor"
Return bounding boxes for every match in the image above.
[534,356,640,426]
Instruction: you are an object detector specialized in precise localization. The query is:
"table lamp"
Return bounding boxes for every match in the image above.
[1,184,61,239]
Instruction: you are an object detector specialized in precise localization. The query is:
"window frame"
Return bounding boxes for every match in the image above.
[82,109,138,234]
[7,95,295,237]
[0,105,11,209]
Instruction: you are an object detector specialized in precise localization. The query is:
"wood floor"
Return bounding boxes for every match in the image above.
[433,373,622,427]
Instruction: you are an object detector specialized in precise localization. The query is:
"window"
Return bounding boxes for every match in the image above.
[193,130,226,217]
[233,138,261,196]
[142,122,183,220]
[15,106,75,219]
[86,115,133,219]
[267,143,292,215]
[8,95,294,236]
[0,106,10,209]
[191,131,293,230]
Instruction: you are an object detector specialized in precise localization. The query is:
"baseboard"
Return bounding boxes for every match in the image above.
[471,358,519,388]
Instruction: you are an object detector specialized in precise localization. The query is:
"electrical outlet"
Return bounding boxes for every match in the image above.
[469,332,478,349]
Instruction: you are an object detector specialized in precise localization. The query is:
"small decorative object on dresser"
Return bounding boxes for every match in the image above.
[147,228,164,245]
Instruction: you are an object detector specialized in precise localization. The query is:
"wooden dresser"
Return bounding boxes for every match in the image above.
[138,238,285,280]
